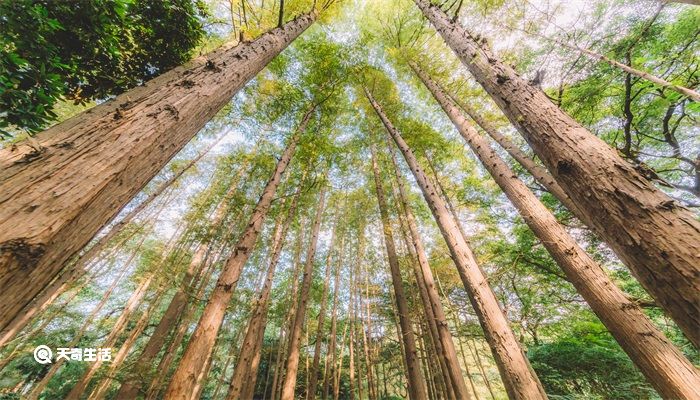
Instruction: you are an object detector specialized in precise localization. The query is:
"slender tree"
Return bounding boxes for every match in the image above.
[307,230,335,400]
[280,185,327,400]
[114,146,259,399]
[413,0,700,346]
[226,185,300,399]
[386,136,473,400]
[370,144,429,400]
[365,87,548,400]
[164,109,311,398]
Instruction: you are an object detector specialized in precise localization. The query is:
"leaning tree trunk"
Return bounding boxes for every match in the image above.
[227,184,302,400]
[0,136,220,350]
[540,33,700,102]
[307,239,335,400]
[0,12,317,331]
[413,0,700,347]
[387,137,473,400]
[164,122,306,399]
[365,88,548,400]
[114,146,256,398]
[414,62,700,399]
[370,145,429,400]
[280,186,327,400]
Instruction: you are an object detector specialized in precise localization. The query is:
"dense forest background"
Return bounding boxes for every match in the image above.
[0,0,698,399]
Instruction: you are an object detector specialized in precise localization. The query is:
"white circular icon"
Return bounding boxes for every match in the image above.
[33,345,52,364]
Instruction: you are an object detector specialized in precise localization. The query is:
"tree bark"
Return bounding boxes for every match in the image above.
[413,0,700,347]
[0,12,317,331]
[370,145,429,400]
[164,116,307,399]
[387,138,473,400]
[271,219,306,400]
[413,62,700,399]
[307,231,335,400]
[323,248,342,400]
[366,87,548,400]
[227,183,302,399]
[448,94,579,216]
[280,185,327,400]
[114,150,255,399]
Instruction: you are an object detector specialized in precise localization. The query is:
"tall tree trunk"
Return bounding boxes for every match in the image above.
[227,184,302,399]
[114,151,255,399]
[447,94,579,216]
[323,243,342,400]
[413,0,700,347]
[366,88,547,400]
[307,230,335,400]
[414,62,700,399]
[370,145,429,400]
[271,220,306,400]
[387,138,473,400]
[164,117,308,399]
[280,185,327,400]
[0,13,318,331]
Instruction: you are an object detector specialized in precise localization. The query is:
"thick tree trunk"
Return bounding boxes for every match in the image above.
[414,62,700,399]
[164,121,306,399]
[413,0,700,347]
[366,88,548,400]
[371,145,429,400]
[387,139,473,400]
[280,186,327,400]
[0,12,317,331]
[227,186,301,399]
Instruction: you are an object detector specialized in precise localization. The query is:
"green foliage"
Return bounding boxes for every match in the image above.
[0,0,207,136]
[529,320,658,400]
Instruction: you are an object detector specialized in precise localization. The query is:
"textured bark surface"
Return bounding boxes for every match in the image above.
[387,138,473,400]
[227,189,300,400]
[280,186,327,400]
[366,88,548,400]
[0,134,218,351]
[164,125,302,399]
[416,64,700,399]
[0,12,317,331]
[370,146,429,400]
[414,0,700,347]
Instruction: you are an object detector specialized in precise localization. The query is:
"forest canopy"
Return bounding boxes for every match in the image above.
[0,0,698,399]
